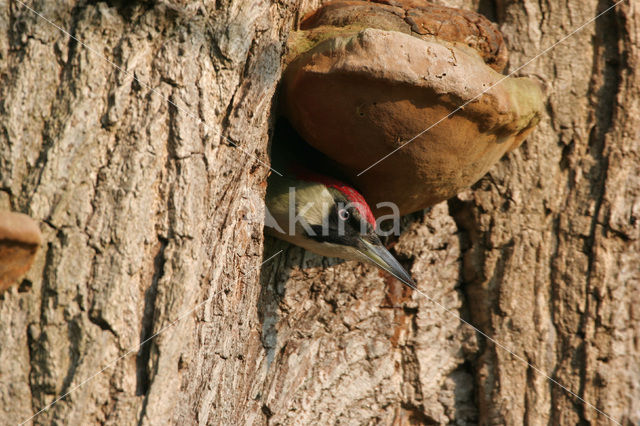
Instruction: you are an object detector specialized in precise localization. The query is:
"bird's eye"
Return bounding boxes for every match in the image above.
[338,208,350,221]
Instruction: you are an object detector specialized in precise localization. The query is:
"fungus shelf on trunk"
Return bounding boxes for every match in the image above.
[0,211,42,293]
[281,0,544,216]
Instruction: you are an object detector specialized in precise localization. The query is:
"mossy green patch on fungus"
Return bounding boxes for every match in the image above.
[285,25,368,63]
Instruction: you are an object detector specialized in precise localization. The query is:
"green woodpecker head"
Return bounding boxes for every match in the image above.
[265,167,414,287]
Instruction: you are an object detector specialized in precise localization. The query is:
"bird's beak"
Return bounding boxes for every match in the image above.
[359,239,416,288]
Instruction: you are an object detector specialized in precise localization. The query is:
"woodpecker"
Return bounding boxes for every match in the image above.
[265,123,414,287]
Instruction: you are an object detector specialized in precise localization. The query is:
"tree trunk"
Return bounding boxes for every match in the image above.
[0,0,638,425]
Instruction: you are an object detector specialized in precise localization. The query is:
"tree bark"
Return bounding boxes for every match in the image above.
[0,0,638,425]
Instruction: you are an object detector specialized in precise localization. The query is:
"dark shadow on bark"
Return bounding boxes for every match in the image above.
[136,236,166,397]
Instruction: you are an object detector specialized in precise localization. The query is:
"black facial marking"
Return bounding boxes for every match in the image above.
[306,190,377,248]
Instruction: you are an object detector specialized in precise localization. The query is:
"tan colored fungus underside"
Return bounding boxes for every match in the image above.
[282,28,543,215]
[0,211,41,292]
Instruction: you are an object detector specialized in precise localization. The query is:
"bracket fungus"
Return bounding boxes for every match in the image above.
[0,211,42,292]
[281,0,544,215]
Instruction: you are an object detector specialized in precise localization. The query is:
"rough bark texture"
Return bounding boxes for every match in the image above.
[0,0,638,425]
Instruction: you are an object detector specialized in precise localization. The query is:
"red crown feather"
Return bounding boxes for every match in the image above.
[289,164,377,229]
